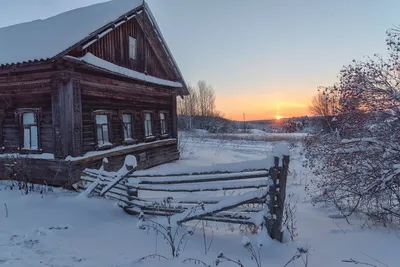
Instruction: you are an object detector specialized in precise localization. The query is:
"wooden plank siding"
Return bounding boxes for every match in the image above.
[78,15,172,81]
[80,73,174,154]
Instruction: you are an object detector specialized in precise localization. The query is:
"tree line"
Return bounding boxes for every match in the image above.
[178,80,217,118]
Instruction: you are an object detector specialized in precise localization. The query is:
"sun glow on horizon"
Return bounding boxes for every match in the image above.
[275,103,282,121]
[215,93,311,121]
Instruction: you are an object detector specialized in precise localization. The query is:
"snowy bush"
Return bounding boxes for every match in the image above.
[282,119,297,133]
[306,26,400,227]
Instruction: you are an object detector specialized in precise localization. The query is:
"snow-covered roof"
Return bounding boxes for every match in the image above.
[66,53,182,88]
[0,0,144,66]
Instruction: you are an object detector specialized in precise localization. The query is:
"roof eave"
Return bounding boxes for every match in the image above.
[63,55,183,89]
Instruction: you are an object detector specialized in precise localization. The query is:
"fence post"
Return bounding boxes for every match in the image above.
[266,156,279,239]
[101,158,110,172]
[266,155,290,242]
[274,155,290,242]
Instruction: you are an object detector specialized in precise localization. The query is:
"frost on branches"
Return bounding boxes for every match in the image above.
[306,27,400,227]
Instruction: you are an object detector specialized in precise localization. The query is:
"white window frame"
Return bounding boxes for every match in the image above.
[22,112,39,150]
[159,112,168,135]
[15,108,41,152]
[122,113,134,141]
[143,112,153,137]
[129,36,137,60]
[93,110,112,149]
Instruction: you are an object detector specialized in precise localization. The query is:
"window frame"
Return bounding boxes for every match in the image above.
[159,110,170,138]
[119,110,136,145]
[142,110,155,141]
[15,108,42,154]
[92,110,113,150]
[129,36,138,60]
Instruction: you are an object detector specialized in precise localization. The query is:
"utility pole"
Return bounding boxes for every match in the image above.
[243,113,246,133]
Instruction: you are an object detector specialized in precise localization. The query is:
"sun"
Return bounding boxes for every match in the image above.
[276,115,282,120]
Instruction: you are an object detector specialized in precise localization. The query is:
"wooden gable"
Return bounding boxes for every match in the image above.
[69,13,177,82]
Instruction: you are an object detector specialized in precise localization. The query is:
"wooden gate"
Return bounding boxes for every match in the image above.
[78,155,289,241]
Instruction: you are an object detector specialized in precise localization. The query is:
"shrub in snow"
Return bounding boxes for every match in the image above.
[136,197,196,259]
[282,119,297,133]
[216,236,264,267]
[2,155,53,195]
[284,246,310,267]
[306,26,400,227]
[241,236,251,246]
[281,193,298,242]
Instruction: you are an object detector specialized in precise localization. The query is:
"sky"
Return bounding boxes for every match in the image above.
[1,0,400,120]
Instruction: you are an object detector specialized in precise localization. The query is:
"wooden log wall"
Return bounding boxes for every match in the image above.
[0,140,179,187]
[80,73,175,154]
[69,140,179,185]
[0,82,53,153]
[0,157,70,187]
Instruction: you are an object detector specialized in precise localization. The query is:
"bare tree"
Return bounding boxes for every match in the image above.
[309,91,336,118]
[178,85,198,117]
[178,85,199,130]
[198,80,216,117]
[309,90,340,132]
[178,80,216,118]
[178,81,218,130]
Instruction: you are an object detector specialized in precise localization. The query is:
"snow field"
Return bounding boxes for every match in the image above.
[0,133,399,267]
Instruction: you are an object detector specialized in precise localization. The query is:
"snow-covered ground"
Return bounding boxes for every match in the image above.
[1,133,399,267]
[183,129,308,142]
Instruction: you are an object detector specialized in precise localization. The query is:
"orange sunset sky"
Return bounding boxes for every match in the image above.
[216,91,312,121]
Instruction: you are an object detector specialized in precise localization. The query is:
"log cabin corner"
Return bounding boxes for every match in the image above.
[0,0,189,187]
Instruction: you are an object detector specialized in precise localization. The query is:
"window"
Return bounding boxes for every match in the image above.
[122,113,133,140]
[15,108,41,151]
[144,112,153,137]
[95,113,111,147]
[23,113,39,150]
[160,112,168,135]
[129,36,137,60]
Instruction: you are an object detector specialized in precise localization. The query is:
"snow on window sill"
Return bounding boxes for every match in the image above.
[18,148,43,155]
[66,139,177,161]
[0,152,55,159]
[144,135,156,142]
[160,133,170,139]
[96,142,114,151]
[123,138,137,146]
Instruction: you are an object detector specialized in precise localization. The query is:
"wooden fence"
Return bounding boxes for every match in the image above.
[78,155,289,241]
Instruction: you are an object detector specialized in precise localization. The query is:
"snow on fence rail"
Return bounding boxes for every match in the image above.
[76,152,290,242]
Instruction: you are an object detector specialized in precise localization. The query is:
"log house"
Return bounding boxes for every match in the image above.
[0,0,188,186]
